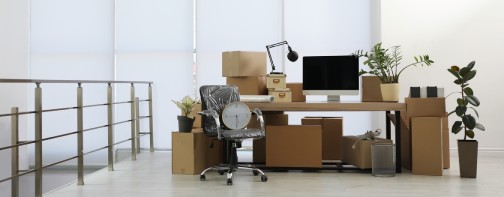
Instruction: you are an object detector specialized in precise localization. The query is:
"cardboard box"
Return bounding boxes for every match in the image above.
[301,117,343,160]
[226,77,267,95]
[222,51,267,77]
[266,73,286,89]
[411,117,443,176]
[248,113,289,163]
[266,125,322,168]
[361,76,383,102]
[172,130,222,175]
[399,111,412,170]
[181,103,202,129]
[442,114,450,169]
[268,88,292,102]
[405,98,446,117]
[341,136,393,169]
[287,83,306,102]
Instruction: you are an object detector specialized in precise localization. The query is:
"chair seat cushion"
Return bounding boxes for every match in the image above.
[222,129,264,140]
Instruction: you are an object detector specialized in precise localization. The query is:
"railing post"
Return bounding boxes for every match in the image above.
[148,83,154,152]
[77,84,84,185]
[107,83,114,171]
[34,83,43,197]
[130,83,137,160]
[135,97,140,153]
[11,107,19,197]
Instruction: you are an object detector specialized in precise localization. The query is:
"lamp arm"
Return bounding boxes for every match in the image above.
[265,41,290,72]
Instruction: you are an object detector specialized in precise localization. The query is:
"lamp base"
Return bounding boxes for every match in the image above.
[270,71,284,74]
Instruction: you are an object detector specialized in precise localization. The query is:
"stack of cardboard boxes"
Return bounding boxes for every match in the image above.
[267,73,291,102]
[223,51,268,95]
[402,97,449,176]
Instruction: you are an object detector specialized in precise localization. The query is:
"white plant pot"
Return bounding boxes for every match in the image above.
[380,83,400,102]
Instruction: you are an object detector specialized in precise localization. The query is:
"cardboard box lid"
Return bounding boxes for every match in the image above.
[406,97,446,117]
[266,73,286,78]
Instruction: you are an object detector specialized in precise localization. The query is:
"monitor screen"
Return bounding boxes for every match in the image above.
[303,55,359,98]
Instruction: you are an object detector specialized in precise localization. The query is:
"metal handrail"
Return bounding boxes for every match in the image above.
[0,79,155,197]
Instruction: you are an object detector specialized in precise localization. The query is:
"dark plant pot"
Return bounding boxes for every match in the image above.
[177,116,195,132]
[458,140,478,178]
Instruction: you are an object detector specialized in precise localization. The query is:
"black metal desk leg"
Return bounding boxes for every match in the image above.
[395,111,402,173]
[385,111,391,139]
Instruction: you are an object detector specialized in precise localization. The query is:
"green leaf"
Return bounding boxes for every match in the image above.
[465,95,480,106]
[414,56,418,62]
[463,87,473,96]
[455,106,467,116]
[459,67,470,77]
[463,70,476,81]
[467,61,475,70]
[457,98,468,106]
[468,107,479,118]
[466,130,475,139]
[474,123,486,131]
[452,121,463,134]
[447,69,461,79]
[454,79,464,85]
[462,115,476,130]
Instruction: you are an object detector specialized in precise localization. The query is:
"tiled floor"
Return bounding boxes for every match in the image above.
[42,150,504,197]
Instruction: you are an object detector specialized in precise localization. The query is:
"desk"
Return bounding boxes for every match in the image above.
[246,101,406,173]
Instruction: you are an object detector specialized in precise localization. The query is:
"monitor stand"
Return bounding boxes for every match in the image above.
[327,95,341,101]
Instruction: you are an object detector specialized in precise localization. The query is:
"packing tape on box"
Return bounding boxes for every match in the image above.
[240,95,274,103]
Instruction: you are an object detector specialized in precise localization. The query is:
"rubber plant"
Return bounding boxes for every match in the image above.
[354,42,434,83]
[447,61,485,139]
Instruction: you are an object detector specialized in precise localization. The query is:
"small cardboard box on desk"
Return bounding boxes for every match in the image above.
[172,129,222,175]
[341,136,393,169]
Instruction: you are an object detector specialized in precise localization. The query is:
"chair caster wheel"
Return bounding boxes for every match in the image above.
[200,174,206,181]
[218,170,225,175]
[253,170,259,176]
[261,175,268,182]
[227,178,233,186]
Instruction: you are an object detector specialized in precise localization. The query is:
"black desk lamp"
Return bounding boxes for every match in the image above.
[266,41,298,74]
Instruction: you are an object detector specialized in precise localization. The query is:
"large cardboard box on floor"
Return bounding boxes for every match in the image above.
[266,125,322,168]
[248,113,289,163]
[226,77,267,95]
[442,113,450,169]
[411,117,443,176]
[172,130,222,175]
[361,76,383,102]
[181,103,202,129]
[301,117,343,160]
[341,136,393,169]
[406,97,446,117]
[222,51,267,77]
[287,83,306,102]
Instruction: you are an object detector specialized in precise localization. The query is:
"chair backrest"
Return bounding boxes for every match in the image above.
[199,85,240,137]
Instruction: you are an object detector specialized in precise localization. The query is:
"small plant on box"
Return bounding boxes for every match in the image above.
[172,96,199,132]
[447,61,485,139]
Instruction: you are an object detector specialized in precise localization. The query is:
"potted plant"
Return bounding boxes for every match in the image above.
[447,61,485,178]
[172,95,199,132]
[354,43,434,101]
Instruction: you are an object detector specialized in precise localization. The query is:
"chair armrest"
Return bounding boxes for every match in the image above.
[198,110,222,139]
[251,108,265,134]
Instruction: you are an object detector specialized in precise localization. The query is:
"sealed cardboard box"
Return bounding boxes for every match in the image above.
[268,88,292,102]
[406,98,446,117]
[226,77,267,95]
[248,113,289,163]
[266,125,322,168]
[222,51,267,77]
[301,117,343,160]
[341,136,393,169]
[287,83,306,102]
[172,130,222,175]
[181,103,202,129]
[411,117,443,176]
[361,76,383,102]
[266,73,286,89]
[442,114,450,169]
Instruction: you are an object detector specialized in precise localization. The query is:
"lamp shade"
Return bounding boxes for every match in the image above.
[287,46,298,62]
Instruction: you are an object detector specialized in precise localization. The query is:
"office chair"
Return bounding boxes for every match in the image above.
[198,85,268,186]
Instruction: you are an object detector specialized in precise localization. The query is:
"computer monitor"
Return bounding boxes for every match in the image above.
[302,55,359,101]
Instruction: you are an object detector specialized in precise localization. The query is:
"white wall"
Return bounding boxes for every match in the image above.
[381,0,504,149]
[0,0,30,195]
